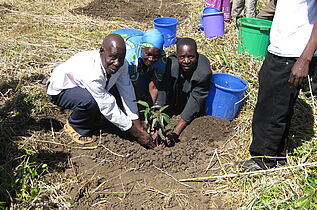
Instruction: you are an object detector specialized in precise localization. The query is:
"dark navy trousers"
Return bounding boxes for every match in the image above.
[48,87,102,136]
[49,86,124,136]
[48,86,124,136]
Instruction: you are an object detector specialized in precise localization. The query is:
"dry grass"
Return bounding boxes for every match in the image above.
[0,0,316,209]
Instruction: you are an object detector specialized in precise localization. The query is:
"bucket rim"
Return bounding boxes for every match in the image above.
[203,7,222,13]
[202,11,224,17]
[212,72,248,92]
[153,17,179,26]
[238,18,272,30]
[113,28,143,32]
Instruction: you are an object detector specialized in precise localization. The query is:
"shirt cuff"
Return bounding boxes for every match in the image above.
[120,119,133,131]
[129,113,139,121]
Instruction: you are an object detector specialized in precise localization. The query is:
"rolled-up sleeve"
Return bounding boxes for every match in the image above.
[79,71,134,131]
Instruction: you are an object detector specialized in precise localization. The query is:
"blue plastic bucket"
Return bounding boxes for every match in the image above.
[125,35,143,49]
[153,17,178,47]
[205,73,248,120]
[113,28,144,50]
[112,28,144,39]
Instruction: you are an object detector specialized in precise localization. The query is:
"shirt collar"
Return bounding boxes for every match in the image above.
[98,51,108,77]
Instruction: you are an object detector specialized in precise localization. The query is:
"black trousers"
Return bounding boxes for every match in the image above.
[250,52,300,169]
[48,86,123,136]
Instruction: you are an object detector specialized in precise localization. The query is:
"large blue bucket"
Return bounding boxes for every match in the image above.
[112,28,144,39]
[205,73,248,120]
[153,17,178,47]
[112,28,144,49]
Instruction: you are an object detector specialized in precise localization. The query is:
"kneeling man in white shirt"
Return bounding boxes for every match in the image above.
[47,34,155,149]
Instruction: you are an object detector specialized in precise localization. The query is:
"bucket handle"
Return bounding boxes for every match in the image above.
[237,19,246,51]
[233,89,252,117]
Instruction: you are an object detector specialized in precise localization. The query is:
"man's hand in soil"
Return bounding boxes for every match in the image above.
[128,120,156,149]
[162,117,187,147]
[163,132,179,147]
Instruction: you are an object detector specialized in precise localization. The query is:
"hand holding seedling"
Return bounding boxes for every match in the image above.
[163,132,178,147]
[163,117,188,147]
[136,132,156,149]
[128,119,156,149]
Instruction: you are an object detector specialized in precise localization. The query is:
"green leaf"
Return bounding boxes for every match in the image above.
[151,105,161,110]
[161,113,171,125]
[143,109,150,119]
[158,128,165,139]
[30,187,39,197]
[144,115,148,126]
[151,118,158,129]
[159,115,165,128]
[151,111,159,118]
[136,100,149,108]
[159,105,169,112]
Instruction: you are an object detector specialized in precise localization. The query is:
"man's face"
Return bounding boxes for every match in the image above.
[177,44,198,72]
[100,42,126,75]
[141,47,161,67]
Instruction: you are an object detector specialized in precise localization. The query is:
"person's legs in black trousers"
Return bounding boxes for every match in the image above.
[250,53,299,169]
[49,87,101,136]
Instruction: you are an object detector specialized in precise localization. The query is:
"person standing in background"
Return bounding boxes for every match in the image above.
[239,0,317,171]
[232,0,258,19]
[256,0,276,21]
[256,0,317,96]
[205,0,231,21]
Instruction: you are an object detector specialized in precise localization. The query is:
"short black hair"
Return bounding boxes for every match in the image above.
[176,37,197,51]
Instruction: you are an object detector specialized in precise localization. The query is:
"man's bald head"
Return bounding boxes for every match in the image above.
[100,34,126,75]
[102,34,126,51]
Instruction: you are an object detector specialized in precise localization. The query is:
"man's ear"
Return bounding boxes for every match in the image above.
[99,47,104,53]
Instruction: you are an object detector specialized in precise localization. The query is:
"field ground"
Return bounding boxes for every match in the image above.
[0,0,316,209]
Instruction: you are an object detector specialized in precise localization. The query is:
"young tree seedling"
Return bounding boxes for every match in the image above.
[136,100,172,145]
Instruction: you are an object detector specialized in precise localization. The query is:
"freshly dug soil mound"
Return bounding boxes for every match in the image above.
[180,115,234,142]
[63,115,235,208]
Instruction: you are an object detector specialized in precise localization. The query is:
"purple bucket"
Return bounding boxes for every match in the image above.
[205,0,231,21]
[202,8,224,37]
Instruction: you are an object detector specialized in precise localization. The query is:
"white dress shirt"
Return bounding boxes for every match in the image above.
[47,50,139,131]
[268,0,317,57]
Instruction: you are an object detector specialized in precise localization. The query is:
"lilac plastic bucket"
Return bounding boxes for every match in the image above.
[205,0,231,21]
[202,8,224,37]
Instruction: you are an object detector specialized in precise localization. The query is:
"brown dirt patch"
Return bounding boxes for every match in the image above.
[71,0,190,23]
[56,115,235,209]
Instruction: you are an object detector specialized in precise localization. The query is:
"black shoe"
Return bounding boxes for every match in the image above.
[237,159,264,172]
